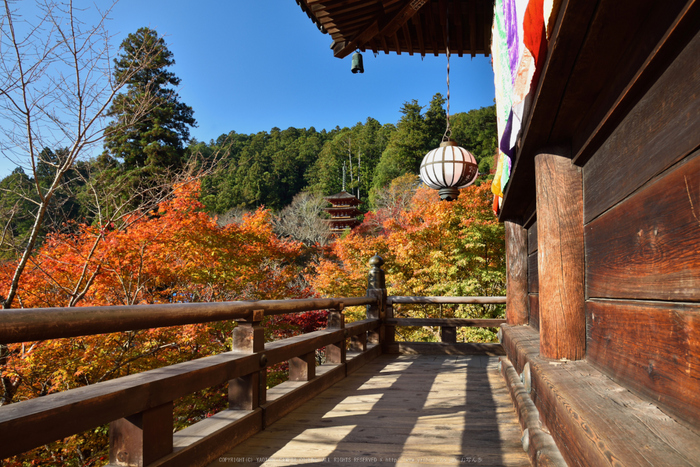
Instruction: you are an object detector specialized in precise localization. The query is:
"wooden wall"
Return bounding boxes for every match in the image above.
[504,0,700,435]
[582,28,700,430]
[527,221,539,331]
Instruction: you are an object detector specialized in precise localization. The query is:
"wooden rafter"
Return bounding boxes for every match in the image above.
[297,0,494,59]
[333,0,428,57]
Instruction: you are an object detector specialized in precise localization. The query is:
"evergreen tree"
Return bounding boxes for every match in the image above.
[103,27,196,170]
[450,105,498,174]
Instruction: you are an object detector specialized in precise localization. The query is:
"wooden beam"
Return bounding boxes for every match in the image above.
[535,153,585,360]
[469,0,477,57]
[402,21,414,55]
[505,221,529,325]
[333,0,427,58]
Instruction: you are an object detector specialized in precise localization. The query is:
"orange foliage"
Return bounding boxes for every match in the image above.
[0,181,316,465]
[310,182,505,322]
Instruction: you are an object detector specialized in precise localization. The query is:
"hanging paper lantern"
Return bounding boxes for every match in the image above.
[419,139,478,201]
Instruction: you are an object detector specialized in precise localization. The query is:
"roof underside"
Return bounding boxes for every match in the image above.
[295,0,494,58]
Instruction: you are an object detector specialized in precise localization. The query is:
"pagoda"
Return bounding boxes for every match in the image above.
[324,190,361,234]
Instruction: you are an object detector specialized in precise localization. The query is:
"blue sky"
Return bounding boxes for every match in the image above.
[0,0,495,177]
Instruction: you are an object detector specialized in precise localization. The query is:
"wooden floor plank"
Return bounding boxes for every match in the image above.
[209,355,529,466]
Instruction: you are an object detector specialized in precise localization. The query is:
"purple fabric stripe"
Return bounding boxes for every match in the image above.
[499,109,514,157]
[504,0,519,85]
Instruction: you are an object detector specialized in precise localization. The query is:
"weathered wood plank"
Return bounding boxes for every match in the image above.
[0,297,376,344]
[151,410,263,467]
[500,325,700,467]
[528,220,538,255]
[583,24,700,223]
[346,343,381,375]
[499,357,567,466]
[0,351,258,459]
[527,295,539,331]
[586,299,700,430]
[262,364,346,427]
[549,0,682,151]
[264,329,344,367]
[535,153,585,360]
[585,150,700,301]
[506,220,529,325]
[527,252,538,294]
[109,401,173,466]
[572,0,699,165]
[210,354,529,467]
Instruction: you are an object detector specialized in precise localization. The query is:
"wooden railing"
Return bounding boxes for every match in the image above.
[0,256,506,466]
[384,295,507,355]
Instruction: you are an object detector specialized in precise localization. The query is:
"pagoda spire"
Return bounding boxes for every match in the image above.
[342,161,347,191]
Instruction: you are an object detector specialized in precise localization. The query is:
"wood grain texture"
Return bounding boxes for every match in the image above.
[586,151,700,301]
[506,221,529,325]
[499,357,567,467]
[528,295,539,331]
[550,0,685,150]
[0,297,377,344]
[573,0,699,165]
[152,410,263,467]
[209,354,529,467]
[535,153,585,360]
[583,25,700,223]
[500,325,700,466]
[0,351,259,458]
[528,221,538,255]
[109,402,173,466]
[528,253,538,294]
[586,299,700,430]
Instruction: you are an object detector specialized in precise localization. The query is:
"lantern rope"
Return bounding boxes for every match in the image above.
[443,3,451,142]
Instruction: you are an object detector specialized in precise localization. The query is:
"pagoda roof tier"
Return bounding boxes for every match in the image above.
[325,190,361,206]
[325,206,361,216]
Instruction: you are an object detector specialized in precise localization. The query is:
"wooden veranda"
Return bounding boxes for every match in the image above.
[0,257,546,466]
[210,354,528,467]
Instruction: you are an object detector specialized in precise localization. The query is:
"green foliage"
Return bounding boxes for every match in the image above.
[450,105,498,174]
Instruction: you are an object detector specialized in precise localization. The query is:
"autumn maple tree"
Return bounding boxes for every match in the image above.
[310,180,505,340]
[1,180,321,465]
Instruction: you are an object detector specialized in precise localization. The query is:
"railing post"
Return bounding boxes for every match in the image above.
[109,402,173,466]
[326,304,346,364]
[385,297,395,349]
[349,331,368,351]
[366,255,387,345]
[230,309,266,409]
[289,351,316,381]
[441,326,457,343]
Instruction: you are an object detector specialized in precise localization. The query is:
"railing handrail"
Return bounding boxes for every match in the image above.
[0,296,376,344]
[0,317,381,458]
[389,295,506,304]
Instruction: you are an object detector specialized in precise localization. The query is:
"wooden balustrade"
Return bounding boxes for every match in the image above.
[0,295,381,465]
[0,257,507,465]
[384,295,507,355]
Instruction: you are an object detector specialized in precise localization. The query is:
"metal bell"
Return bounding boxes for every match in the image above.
[351,51,364,73]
